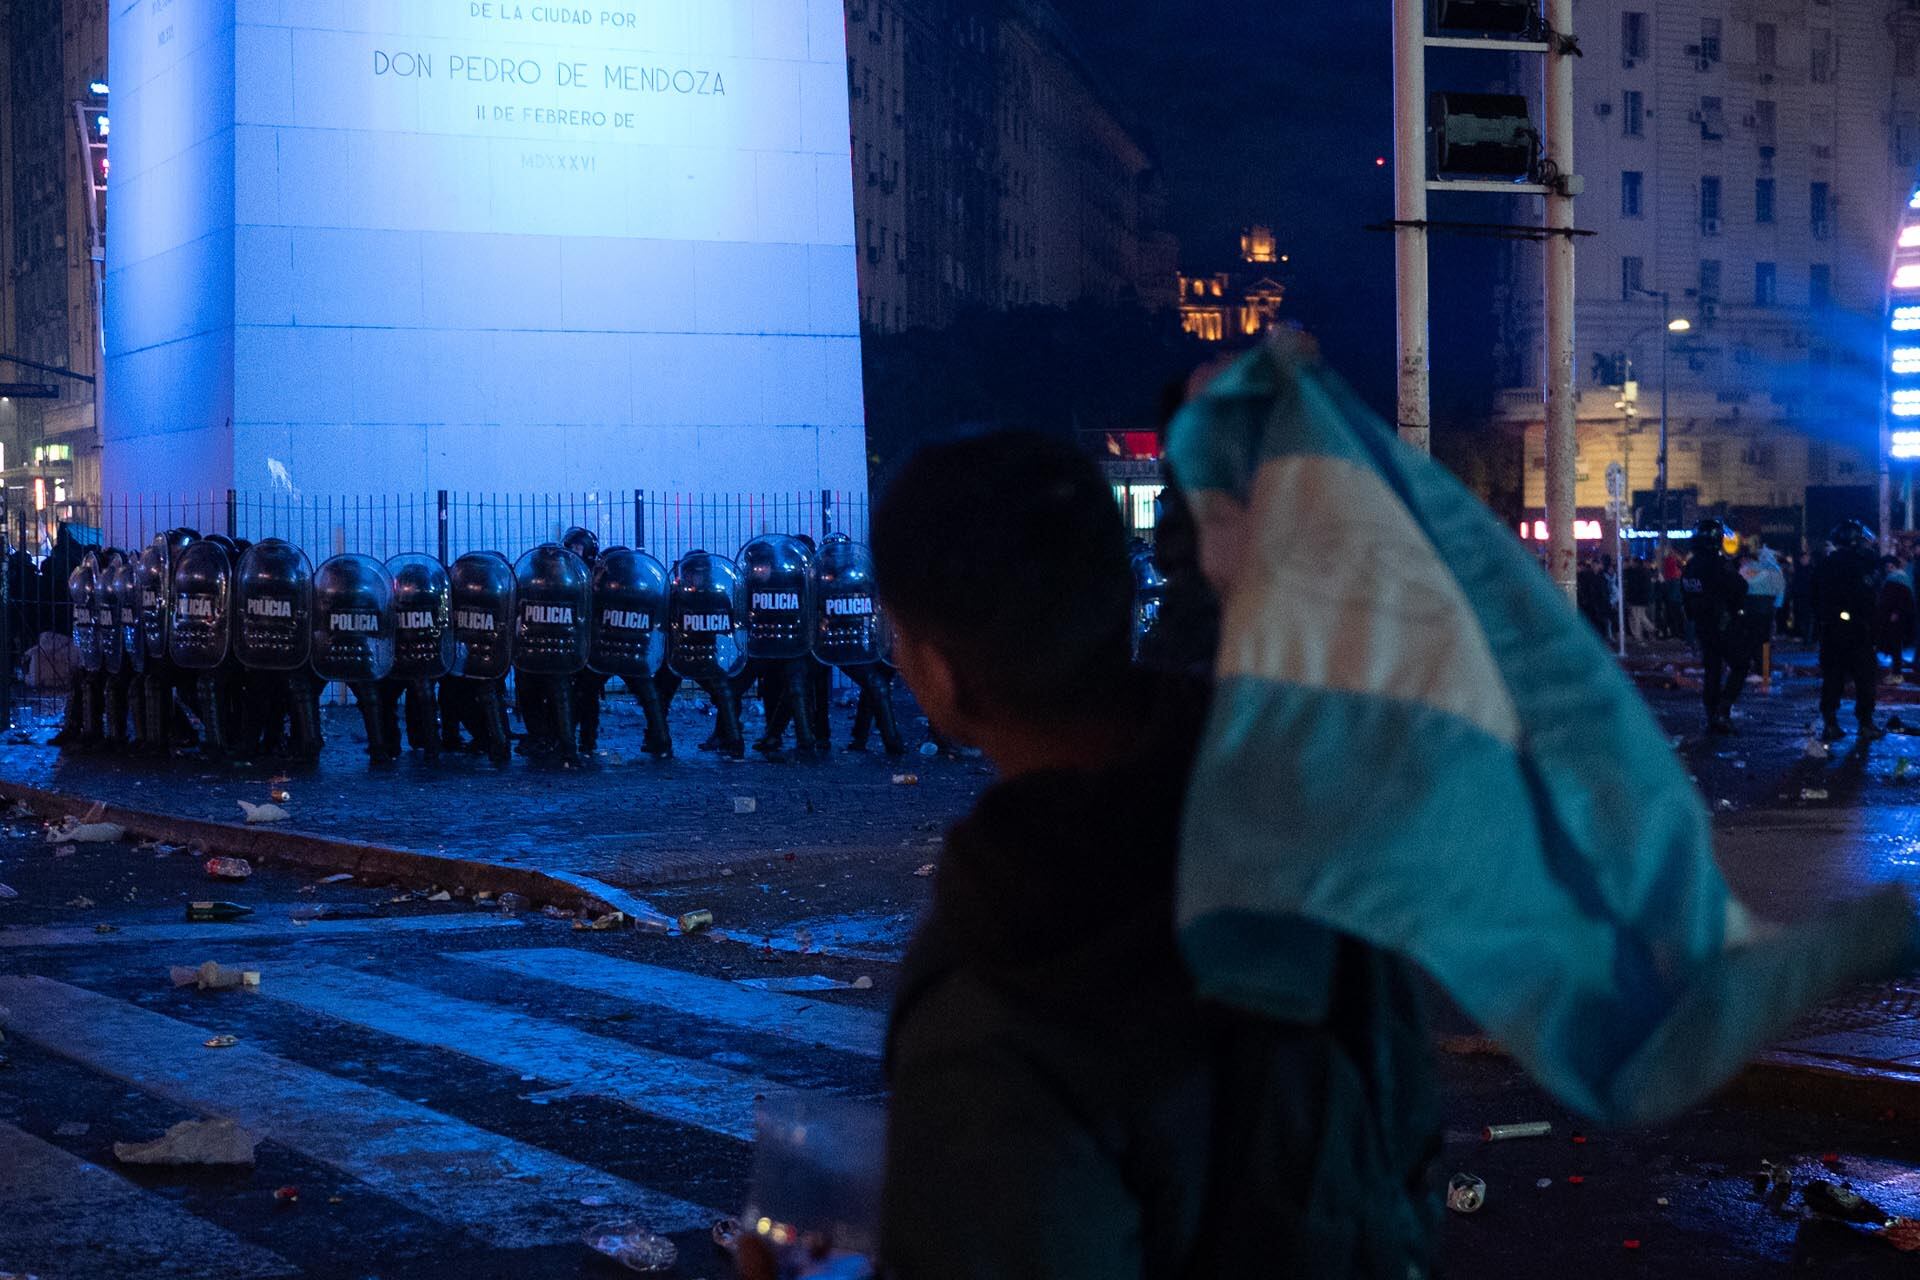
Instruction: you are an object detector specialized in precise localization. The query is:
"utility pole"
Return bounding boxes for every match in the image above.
[1392,0,1431,455]
[1543,0,1579,599]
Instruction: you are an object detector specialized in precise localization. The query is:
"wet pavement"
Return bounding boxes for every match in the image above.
[5,825,1920,1277]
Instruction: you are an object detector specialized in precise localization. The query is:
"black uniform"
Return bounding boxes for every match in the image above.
[1815,544,1882,736]
[1681,547,1748,727]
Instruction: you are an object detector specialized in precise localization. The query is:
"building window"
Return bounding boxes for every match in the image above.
[1811,28,1834,83]
[1700,259,1722,303]
[1811,182,1831,240]
[1622,171,1644,218]
[1622,255,1645,301]
[1754,100,1776,148]
[1700,17,1722,64]
[1698,97,1725,141]
[1755,22,1777,68]
[1755,178,1775,224]
[1622,12,1650,64]
[1700,176,1722,230]
[1811,263,1832,307]
[1623,90,1645,137]
[1755,262,1777,306]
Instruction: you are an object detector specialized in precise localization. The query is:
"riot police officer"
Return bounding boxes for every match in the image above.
[170,539,237,758]
[1681,519,1750,735]
[58,552,103,750]
[661,550,748,758]
[742,534,820,759]
[234,539,321,762]
[313,554,398,764]
[513,544,592,767]
[1815,519,1884,743]
[814,533,904,756]
[447,551,516,766]
[382,554,454,761]
[587,547,675,758]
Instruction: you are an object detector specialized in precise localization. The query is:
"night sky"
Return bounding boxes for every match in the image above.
[1055,0,1504,427]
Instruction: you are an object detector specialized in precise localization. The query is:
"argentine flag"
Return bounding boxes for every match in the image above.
[1167,334,1919,1126]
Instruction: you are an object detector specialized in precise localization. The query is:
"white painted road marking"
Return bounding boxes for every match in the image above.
[0,976,713,1245]
[0,912,526,949]
[0,1122,297,1279]
[453,948,887,1059]
[257,962,790,1141]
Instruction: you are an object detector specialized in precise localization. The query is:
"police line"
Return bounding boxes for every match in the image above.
[54,527,897,766]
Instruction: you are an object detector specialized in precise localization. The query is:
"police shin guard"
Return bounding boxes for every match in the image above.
[405,680,440,761]
[550,678,584,767]
[143,669,172,756]
[350,682,394,764]
[575,674,604,755]
[287,675,322,764]
[480,680,513,767]
[104,675,129,751]
[195,673,229,759]
[376,680,404,758]
[636,675,673,758]
[53,670,85,748]
[708,678,745,758]
[867,670,906,756]
[785,665,817,754]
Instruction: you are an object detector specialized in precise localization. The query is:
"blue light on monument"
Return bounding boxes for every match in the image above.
[105,2,867,500]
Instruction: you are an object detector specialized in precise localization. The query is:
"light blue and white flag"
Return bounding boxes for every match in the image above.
[1167,334,1918,1127]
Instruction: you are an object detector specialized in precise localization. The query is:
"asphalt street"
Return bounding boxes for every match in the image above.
[3,820,1920,1278]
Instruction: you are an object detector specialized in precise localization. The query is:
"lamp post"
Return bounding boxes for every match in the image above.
[1634,288,1691,541]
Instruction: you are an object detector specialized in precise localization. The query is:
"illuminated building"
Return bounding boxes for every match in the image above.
[844,0,1177,333]
[0,0,107,541]
[1177,226,1289,344]
[1496,0,1909,540]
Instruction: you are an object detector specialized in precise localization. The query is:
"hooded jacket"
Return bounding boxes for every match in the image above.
[880,678,1441,1280]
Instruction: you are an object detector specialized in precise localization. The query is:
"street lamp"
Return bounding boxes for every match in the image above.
[1634,288,1691,541]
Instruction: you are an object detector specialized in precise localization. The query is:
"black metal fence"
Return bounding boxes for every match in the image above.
[2,488,870,729]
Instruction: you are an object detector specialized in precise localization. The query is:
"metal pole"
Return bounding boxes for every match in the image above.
[1392,0,1431,454]
[1615,520,1627,659]
[634,489,646,549]
[1657,293,1671,544]
[1884,301,1897,542]
[436,490,450,564]
[1543,0,1579,598]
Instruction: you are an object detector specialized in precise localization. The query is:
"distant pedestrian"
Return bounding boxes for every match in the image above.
[1879,554,1916,681]
[1623,556,1655,642]
[1660,544,1690,644]
[1817,522,1883,743]
[1682,520,1750,735]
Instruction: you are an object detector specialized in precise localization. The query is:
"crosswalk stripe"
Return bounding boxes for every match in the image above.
[452,948,887,1059]
[0,912,526,950]
[0,975,713,1246]
[0,1122,297,1279]
[754,912,918,963]
[256,962,790,1141]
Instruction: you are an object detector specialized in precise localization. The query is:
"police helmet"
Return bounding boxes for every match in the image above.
[1830,519,1876,554]
[1692,519,1732,555]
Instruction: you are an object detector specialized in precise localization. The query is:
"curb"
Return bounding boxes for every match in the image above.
[1437,1034,1920,1119]
[0,777,676,929]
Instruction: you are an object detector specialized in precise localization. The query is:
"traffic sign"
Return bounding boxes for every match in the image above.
[1604,462,1626,502]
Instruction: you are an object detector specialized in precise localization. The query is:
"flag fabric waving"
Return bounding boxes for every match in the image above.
[1166,334,1918,1127]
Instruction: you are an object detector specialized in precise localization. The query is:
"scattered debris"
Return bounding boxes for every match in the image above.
[1752,1160,1793,1208]
[237,801,290,824]
[64,896,94,910]
[892,774,920,786]
[426,890,452,902]
[1803,1180,1891,1226]
[317,873,355,885]
[94,924,117,935]
[0,884,17,900]
[677,909,714,934]
[732,796,758,814]
[1886,1219,1920,1252]
[54,1121,89,1137]
[51,845,76,859]
[1567,1176,1586,1185]
[169,961,254,991]
[203,1035,239,1050]
[1714,798,1735,812]
[1535,1178,1553,1190]
[573,911,629,932]
[540,904,578,920]
[113,1118,259,1166]
[1801,788,1831,802]
[712,1217,742,1252]
[1445,1173,1486,1214]
[583,1221,678,1272]
[736,974,854,993]
[496,892,528,917]
[1656,1197,1669,1207]
[45,818,125,844]
[853,975,874,990]
[204,856,253,881]
[919,741,939,758]
[186,901,255,922]
[1483,1121,1553,1142]
[273,1185,300,1205]
[914,863,937,878]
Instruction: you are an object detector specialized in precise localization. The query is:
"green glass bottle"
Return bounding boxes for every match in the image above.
[185,900,255,922]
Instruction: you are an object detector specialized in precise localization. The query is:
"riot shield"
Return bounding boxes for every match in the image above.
[69,554,101,673]
[168,541,232,672]
[311,554,395,683]
[667,552,748,680]
[110,556,144,675]
[449,552,516,679]
[138,540,170,662]
[588,548,670,678]
[234,539,315,672]
[388,554,454,680]
[739,534,816,661]
[97,553,125,675]
[812,535,886,667]
[511,545,590,676]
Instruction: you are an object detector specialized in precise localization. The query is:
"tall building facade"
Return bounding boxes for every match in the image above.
[0,0,107,534]
[1496,0,1920,541]
[844,0,1175,334]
